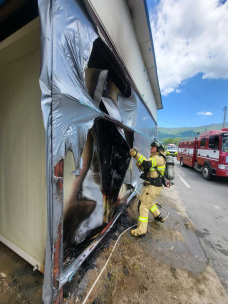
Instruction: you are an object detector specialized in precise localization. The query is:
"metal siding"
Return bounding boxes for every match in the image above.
[88,0,157,120]
[0,28,46,267]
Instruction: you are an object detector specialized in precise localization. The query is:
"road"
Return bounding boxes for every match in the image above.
[174,158,228,293]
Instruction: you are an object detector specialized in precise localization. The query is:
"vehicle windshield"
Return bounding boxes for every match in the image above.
[222,137,228,152]
[168,147,177,151]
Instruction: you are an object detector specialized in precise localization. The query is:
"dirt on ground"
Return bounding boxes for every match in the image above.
[66,187,228,304]
[0,242,43,304]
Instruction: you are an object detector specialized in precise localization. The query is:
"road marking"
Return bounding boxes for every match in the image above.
[176,171,191,188]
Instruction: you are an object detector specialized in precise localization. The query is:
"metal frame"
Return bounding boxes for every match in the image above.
[53,160,64,304]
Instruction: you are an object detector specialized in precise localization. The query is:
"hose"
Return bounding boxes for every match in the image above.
[156,203,169,221]
[81,204,169,304]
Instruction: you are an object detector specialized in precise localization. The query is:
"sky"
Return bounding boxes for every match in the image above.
[147,0,228,128]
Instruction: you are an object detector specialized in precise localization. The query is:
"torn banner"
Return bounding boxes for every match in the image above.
[38,0,156,303]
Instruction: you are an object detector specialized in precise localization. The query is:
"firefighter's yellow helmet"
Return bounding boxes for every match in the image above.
[151,139,165,152]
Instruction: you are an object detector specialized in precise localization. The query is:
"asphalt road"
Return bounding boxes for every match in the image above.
[173,158,228,293]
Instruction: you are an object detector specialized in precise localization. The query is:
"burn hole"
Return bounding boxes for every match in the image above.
[93,118,131,221]
[88,37,131,97]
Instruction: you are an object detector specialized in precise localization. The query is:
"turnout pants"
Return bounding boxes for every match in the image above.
[134,185,163,235]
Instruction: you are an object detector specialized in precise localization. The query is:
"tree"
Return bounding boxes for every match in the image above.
[163,138,180,146]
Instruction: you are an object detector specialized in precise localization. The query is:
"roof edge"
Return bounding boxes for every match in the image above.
[143,0,163,110]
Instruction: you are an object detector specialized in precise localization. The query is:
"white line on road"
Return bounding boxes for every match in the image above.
[176,171,191,188]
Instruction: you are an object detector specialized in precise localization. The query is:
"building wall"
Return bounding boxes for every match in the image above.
[0,19,46,270]
[88,0,158,121]
[0,0,159,271]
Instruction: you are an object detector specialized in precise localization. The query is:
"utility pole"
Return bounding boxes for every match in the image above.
[223,106,227,128]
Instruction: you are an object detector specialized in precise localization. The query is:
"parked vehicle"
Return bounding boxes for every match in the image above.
[177,129,228,180]
[166,144,178,157]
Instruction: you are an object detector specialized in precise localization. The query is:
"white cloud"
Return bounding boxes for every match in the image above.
[142,116,149,120]
[176,89,181,93]
[150,0,228,95]
[162,87,174,96]
[197,111,213,116]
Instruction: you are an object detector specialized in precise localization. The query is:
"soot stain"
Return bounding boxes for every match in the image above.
[93,119,131,218]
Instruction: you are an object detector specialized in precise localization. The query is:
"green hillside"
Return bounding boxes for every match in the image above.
[158,123,225,142]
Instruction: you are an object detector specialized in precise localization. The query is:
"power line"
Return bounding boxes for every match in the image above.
[158,118,188,127]
[158,64,222,110]
[157,63,223,110]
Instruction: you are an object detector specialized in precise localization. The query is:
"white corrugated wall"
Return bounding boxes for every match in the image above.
[0,19,46,271]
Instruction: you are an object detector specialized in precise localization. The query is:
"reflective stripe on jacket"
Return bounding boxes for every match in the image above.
[134,151,166,178]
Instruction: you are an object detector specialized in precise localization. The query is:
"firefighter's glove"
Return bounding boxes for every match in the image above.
[130,149,137,157]
[155,214,164,223]
[136,162,143,170]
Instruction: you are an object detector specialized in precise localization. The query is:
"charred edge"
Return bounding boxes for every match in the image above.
[59,199,129,290]
[63,120,133,265]
[53,160,64,304]
[60,190,137,290]
[93,118,131,222]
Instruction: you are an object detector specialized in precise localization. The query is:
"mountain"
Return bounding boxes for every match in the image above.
[158,123,225,141]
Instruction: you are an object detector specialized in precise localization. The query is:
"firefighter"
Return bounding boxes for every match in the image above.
[130,140,166,237]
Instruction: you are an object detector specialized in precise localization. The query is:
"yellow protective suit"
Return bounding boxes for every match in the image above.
[131,151,166,236]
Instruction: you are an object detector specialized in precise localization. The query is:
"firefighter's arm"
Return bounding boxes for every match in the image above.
[129,150,151,169]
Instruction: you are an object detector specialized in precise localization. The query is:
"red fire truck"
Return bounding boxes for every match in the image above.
[177,128,228,180]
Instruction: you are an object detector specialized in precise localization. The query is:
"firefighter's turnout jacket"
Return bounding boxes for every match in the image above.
[133,151,166,236]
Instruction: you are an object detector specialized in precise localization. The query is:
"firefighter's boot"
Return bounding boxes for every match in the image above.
[131,215,148,237]
[154,214,164,222]
[150,203,164,223]
[130,229,147,237]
